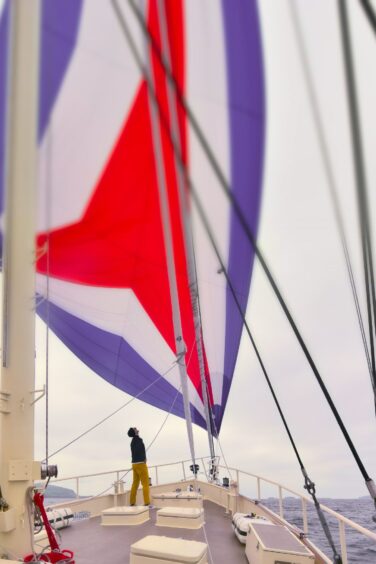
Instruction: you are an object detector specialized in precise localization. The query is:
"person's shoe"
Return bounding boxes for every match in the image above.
[145,504,154,509]
[130,504,135,507]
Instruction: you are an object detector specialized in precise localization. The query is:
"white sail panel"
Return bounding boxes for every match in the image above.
[185,0,231,407]
[31,0,265,432]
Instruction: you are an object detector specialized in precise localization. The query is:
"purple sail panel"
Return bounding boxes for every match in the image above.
[219,0,265,429]
[33,1,264,432]
[36,298,206,429]
[39,0,83,139]
[0,0,82,263]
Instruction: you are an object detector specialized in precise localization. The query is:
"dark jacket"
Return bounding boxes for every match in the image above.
[130,436,146,463]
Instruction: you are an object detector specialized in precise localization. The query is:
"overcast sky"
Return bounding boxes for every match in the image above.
[35,0,376,500]
[2,0,376,501]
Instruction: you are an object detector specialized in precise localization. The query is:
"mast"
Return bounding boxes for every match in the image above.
[156,1,216,463]
[0,0,41,557]
[145,28,197,466]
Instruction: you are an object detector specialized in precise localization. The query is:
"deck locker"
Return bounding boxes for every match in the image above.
[245,522,314,564]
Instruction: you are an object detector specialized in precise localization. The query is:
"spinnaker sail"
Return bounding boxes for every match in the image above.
[0,0,265,432]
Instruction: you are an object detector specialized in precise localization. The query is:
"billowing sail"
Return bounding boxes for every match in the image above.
[0,0,265,432]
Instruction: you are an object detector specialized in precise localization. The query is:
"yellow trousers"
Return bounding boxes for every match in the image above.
[130,463,150,505]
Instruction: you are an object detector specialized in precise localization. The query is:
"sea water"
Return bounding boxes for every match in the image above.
[262,497,376,563]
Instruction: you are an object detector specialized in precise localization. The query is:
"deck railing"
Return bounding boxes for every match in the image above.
[48,457,376,564]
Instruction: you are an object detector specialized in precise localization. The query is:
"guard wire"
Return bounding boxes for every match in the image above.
[121,0,373,485]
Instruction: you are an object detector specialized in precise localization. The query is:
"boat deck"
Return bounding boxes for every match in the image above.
[59,500,247,563]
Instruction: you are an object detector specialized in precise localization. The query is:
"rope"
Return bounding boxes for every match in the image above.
[146,386,181,454]
[156,0,216,460]
[201,519,215,564]
[288,0,373,383]
[359,0,376,35]
[44,120,53,468]
[116,0,373,485]
[78,384,182,501]
[338,0,376,409]
[204,383,233,483]
[44,362,177,461]
[52,337,197,500]
[302,473,342,563]
[110,4,345,555]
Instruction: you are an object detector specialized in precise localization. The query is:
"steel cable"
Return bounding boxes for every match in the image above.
[119,0,373,486]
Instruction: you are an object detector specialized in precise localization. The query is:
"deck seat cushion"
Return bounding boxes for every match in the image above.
[157,507,203,519]
[131,535,207,563]
[102,506,148,516]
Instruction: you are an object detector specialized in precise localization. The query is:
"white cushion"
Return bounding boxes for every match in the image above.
[102,505,148,516]
[131,535,207,563]
[157,507,203,519]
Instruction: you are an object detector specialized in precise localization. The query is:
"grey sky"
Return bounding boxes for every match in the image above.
[26,0,376,500]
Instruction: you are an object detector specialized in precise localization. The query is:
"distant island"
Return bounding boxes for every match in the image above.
[35,483,76,499]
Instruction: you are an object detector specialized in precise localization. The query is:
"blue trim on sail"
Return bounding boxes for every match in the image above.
[0,0,83,262]
[220,0,265,429]
[39,0,83,139]
[36,298,207,429]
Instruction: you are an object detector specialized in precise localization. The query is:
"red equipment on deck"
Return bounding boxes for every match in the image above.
[23,490,75,563]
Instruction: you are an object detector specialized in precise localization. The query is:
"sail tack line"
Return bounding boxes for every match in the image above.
[122,0,376,508]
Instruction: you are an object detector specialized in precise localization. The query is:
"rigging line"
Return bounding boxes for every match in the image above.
[204,381,233,483]
[206,390,343,563]
[201,520,214,564]
[145,387,181,454]
[45,336,197,463]
[359,0,376,35]
[72,337,199,503]
[289,0,373,382]
[156,0,216,460]
[79,384,183,501]
[147,337,197,454]
[199,214,304,473]
[144,3,197,469]
[43,362,177,462]
[118,0,373,485]
[338,0,376,401]
[44,119,54,468]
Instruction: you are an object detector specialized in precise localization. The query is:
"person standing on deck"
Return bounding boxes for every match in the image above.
[128,427,151,506]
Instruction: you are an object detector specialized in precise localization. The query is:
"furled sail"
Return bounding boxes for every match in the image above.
[0,0,265,432]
